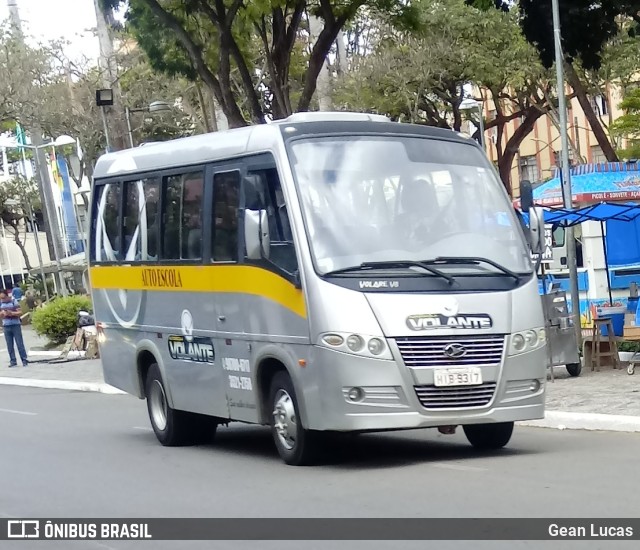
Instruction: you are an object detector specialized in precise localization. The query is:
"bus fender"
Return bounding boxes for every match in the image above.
[135,340,176,408]
[252,344,311,429]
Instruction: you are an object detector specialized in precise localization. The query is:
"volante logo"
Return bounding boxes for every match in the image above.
[407,314,493,330]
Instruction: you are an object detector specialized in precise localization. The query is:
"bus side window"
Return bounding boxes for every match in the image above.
[92,182,121,262]
[123,178,160,262]
[245,167,298,274]
[212,171,240,262]
[162,172,204,261]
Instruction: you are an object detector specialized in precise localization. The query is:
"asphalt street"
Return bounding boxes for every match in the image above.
[1,385,639,550]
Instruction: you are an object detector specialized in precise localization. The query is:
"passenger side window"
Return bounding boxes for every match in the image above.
[212,171,240,262]
[244,166,298,274]
[92,182,121,262]
[162,172,204,260]
[123,178,160,262]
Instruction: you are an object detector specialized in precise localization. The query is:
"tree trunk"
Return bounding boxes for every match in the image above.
[8,222,32,271]
[565,62,618,162]
[499,107,546,195]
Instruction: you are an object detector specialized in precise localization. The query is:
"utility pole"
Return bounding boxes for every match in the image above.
[552,0,582,346]
[93,0,126,150]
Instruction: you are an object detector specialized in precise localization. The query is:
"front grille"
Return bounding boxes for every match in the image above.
[395,335,505,368]
[415,383,497,409]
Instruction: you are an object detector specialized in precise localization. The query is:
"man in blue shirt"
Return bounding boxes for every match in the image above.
[11,284,23,301]
[1,290,28,367]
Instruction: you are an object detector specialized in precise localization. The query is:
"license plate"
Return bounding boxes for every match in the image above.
[434,368,483,387]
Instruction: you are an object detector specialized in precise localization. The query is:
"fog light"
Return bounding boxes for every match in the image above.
[323,334,344,346]
[368,338,384,355]
[347,387,364,402]
[347,334,364,352]
[538,328,546,343]
[529,380,540,392]
[512,334,526,352]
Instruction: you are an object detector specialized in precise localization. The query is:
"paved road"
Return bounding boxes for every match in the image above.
[1,386,639,550]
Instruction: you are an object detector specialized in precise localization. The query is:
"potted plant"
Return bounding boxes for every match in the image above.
[618,341,640,363]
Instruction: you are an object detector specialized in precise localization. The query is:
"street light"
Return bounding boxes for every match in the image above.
[125,101,173,148]
[96,89,114,152]
[460,98,485,152]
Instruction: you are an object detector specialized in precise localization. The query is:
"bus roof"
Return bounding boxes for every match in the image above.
[92,113,476,180]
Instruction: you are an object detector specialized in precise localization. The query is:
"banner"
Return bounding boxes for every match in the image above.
[2,518,638,541]
[54,154,84,254]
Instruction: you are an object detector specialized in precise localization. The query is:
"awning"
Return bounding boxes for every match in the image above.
[520,202,640,227]
[28,252,87,275]
[519,201,640,304]
[530,162,640,206]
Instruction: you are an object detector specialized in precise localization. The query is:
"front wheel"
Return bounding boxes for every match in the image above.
[145,363,217,446]
[566,362,582,377]
[269,371,321,466]
[463,422,514,450]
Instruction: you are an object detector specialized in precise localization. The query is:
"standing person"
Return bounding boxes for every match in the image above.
[11,283,23,301]
[0,290,28,367]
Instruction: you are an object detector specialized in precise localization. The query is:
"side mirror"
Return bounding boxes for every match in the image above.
[520,180,533,213]
[244,209,270,260]
[528,206,545,256]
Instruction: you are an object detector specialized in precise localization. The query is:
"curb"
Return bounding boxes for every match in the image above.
[0,377,126,395]
[518,410,640,433]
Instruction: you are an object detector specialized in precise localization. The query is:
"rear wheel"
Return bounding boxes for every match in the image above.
[566,362,582,377]
[145,363,217,446]
[463,421,514,450]
[269,371,321,465]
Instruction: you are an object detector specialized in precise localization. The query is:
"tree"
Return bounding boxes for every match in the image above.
[103,0,417,127]
[610,88,640,158]
[0,176,41,272]
[336,0,554,193]
[472,0,640,162]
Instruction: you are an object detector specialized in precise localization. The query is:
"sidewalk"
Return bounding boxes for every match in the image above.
[1,328,639,431]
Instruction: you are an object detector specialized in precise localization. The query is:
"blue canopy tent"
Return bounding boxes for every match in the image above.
[519,202,640,304]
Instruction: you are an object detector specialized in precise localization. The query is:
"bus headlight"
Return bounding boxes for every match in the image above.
[368,338,384,355]
[509,328,546,356]
[347,334,365,352]
[318,332,392,360]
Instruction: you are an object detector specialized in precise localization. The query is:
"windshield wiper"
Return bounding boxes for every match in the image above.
[324,260,455,285]
[422,257,521,282]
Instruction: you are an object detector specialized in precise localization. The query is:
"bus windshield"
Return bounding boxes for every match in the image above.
[288,135,533,277]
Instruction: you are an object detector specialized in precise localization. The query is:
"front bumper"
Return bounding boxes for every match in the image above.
[301,344,546,432]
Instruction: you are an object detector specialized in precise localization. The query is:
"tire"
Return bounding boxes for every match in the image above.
[628,365,635,376]
[566,362,582,377]
[463,421,514,451]
[145,363,217,446]
[269,371,320,466]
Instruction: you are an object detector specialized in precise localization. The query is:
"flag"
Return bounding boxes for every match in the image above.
[50,151,64,190]
[15,123,27,150]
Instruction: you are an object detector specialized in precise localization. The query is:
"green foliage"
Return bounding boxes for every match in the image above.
[336,0,544,126]
[31,296,93,344]
[610,88,640,159]
[619,340,640,353]
[118,0,416,125]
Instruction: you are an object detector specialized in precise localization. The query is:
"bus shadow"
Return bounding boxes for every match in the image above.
[203,425,540,469]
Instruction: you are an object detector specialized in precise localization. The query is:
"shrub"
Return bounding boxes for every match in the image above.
[31,296,93,344]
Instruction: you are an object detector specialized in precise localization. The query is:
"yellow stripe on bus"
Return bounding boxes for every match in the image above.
[89,265,307,318]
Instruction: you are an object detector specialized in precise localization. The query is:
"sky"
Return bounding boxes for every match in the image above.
[0,0,124,63]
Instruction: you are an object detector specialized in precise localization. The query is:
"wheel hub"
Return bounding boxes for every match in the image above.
[273,389,297,450]
[150,380,168,431]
